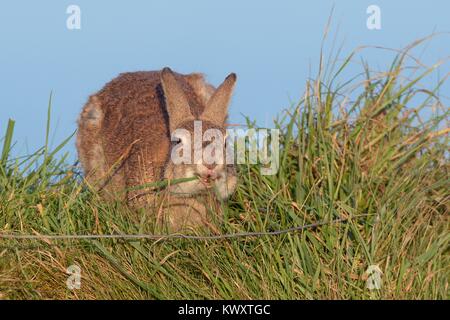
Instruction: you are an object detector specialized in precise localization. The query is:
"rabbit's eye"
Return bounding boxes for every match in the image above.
[202,141,211,148]
[172,138,182,145]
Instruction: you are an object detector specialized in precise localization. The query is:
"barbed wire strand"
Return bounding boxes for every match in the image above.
[0,215,368,242]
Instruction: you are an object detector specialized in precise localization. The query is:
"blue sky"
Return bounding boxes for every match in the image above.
[0,0,449,159]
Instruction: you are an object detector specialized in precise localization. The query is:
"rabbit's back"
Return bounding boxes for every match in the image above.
[76,71,212,199]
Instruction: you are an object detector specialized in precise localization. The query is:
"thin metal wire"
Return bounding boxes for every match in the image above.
[0,216,363,242]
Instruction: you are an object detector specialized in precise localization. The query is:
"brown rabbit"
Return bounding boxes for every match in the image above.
[76,67,238,231]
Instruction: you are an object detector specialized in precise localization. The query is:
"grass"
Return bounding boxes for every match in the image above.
[0,40,449,300]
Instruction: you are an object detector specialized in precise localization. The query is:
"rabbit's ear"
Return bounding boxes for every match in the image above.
[160,67,195,132]
[202,73,236,125]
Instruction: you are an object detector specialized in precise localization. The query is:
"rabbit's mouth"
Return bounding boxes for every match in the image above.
[196,174,218,188]
[199,177,215,187]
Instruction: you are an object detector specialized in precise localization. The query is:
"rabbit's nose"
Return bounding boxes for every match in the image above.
[202,168,218,180]
[204,163,217,170]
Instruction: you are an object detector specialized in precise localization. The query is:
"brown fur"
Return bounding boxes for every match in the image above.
[77,68,237,231]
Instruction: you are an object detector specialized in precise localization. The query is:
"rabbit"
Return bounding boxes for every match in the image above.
[76,67,238,231]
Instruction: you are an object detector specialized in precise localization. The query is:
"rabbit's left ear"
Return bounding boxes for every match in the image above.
[202,73,236,125]
[160,67,195,132]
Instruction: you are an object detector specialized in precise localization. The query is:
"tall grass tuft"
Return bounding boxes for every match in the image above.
[0,40,448,299]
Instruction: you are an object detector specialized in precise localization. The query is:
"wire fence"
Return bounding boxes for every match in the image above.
[0,215,367,243]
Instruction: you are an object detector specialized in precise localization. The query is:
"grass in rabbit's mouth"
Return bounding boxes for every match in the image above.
[0,38,449,300]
